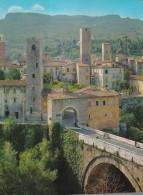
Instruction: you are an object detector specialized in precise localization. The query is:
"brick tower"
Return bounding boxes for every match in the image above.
[102,42,110,61]
[26,39,43,121]
[0,34,5,60]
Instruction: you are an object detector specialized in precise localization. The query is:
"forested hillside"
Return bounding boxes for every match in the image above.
[1,12,143,51]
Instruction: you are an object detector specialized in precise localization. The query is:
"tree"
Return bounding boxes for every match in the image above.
[19,139,57,195]
[43,72,51,84]
[0,142,21,195]
[124,69,130,80]
[0,68,5,80]
[7,68,21,80]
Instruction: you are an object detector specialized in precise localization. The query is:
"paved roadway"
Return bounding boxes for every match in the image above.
[67,126,143,156]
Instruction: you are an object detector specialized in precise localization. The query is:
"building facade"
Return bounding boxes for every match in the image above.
[94,67,124,89]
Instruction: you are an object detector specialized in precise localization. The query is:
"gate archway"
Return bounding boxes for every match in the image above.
[62,107,78,127]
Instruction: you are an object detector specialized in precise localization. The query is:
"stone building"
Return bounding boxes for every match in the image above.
[77,62,90,85]
[129,75,143,95]
[0,80,26,120]
[43,61,76,82]
[128,58,143,75]
[0,34,5,60]
[26,39,43,121]
[94,66,124,89]
[41,87,119,130]
[102,42,110,62]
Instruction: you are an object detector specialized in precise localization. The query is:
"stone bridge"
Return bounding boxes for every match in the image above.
[70,125,143,193]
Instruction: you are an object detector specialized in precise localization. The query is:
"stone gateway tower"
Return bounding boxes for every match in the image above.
[80,28,91,65]
[26,39,43,121]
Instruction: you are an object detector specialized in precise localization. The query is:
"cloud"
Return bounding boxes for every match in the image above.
[31,4,45,11]
[8,6,23,13]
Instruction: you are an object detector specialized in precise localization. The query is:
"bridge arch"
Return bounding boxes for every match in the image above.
[62,106,78,127]
[83,156,141,193]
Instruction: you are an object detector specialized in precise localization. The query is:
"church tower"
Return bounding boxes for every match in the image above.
[26,39,43,121]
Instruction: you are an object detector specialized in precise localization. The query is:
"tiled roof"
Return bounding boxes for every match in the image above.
[77,62,89,67]
[74,86,92,93]
[0,80,26,87]
[43,62,65,67]
[136,59,143,63]
[48,93,75,100]
[83,89,118,97]
[0,59,20,68]
[129,75,143,81]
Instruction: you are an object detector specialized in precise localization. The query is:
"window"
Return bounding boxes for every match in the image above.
[44,68,46,72]
[110,113,113,118]
[30,107,32,114]
[103,100,106,106]
[106,51,108,53]
[32,86,35,91]
[88,101,91,106]
[67,68,69,72]
[32,74,35,78]
[33,98,35,102]
[86,76,88,80]
[105,70,108,74]
[5,100,7,103]
[95,101,99,106]
[50,68,53,73]
[104,114,107,117]
[89,114,92,119]
[86,68,88,72]
[14,98,16,103]
[109,99,114,105]
[36,63,38,67]
[32,44,36,51]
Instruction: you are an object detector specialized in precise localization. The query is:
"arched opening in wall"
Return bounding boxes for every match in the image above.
[62,107,77,127]
[85,163,135,194]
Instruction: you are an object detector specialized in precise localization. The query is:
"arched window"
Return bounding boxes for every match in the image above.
[32,44,36,51]
[32,74,35,78]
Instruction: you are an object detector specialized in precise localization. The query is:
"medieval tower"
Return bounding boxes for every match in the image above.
[80,28,91,65]
[26,39,43,121]
[0,34,5,60]
[79,28,91,84]
[102,42,110,61]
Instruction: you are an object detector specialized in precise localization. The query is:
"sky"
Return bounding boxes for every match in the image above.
[0,0,143,20]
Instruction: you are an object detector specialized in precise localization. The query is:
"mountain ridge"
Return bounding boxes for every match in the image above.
[0,13,143,51]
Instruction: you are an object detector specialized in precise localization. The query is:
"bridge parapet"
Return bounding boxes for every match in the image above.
[78,124,143,149]
[77,126,143,166]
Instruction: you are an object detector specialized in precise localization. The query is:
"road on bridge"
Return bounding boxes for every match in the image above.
[67,126,143,156]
